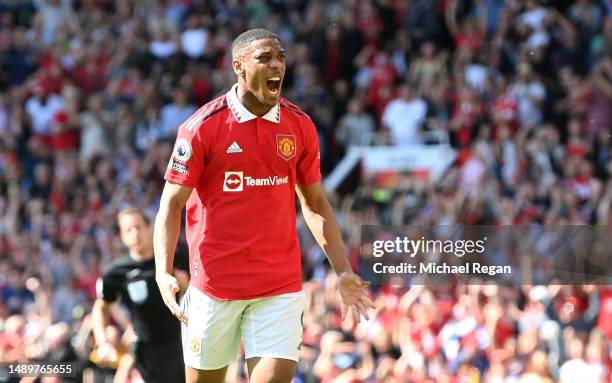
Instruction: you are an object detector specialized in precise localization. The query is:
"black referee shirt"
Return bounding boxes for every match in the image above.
[98,256,181,344]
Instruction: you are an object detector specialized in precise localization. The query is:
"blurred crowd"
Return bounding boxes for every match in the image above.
[1,0,612,382]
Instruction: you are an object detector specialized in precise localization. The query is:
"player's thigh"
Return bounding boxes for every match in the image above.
[241,290,305,362]
[181,286,245,371]
[185,365,228,383]
[246,357,297,383]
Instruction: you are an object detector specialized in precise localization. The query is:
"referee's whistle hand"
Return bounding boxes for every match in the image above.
[156,272,188,324]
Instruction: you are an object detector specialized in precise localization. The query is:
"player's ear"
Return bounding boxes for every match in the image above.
[232,58,245,79]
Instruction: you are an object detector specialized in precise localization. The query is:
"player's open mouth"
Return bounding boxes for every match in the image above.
[266,76,281,95]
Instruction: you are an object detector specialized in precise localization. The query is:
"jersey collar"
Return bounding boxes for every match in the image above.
[226,83,280,124]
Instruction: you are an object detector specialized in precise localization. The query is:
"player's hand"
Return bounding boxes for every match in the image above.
[337,271,375,323]
[156,272,188,324]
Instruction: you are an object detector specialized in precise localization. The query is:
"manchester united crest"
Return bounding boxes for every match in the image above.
[276,134,296,160]
[190,338,201,355]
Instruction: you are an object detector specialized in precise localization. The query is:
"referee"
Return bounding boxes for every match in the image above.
[92,207,186,383]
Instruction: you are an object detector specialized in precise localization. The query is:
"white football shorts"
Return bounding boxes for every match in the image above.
[180,285,305,370]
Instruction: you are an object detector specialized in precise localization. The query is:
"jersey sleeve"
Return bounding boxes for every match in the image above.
[164,112,208,188]
[96,267,121,303]
[296,119,321,185]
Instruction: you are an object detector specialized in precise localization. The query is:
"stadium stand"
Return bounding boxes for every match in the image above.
[1,0,612,382]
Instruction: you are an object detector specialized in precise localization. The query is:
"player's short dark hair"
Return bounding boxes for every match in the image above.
[118,207,151,226]
[231,28,280,59]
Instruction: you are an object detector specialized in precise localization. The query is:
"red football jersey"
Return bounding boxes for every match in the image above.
[164,84,321,300]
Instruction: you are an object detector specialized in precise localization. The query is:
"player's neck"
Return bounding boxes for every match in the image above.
[236,83,272,116]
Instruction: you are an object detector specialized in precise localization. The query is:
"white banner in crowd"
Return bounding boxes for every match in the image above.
[324,145,457,192]
[360,146,456,180]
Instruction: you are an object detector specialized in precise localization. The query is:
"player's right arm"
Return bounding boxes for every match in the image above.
[156,101,214,322]
[154,180,192,324]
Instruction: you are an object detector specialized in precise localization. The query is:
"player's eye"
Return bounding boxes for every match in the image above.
[257,55,271,63]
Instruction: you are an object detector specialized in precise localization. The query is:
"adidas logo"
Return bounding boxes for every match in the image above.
[226,141,243,154]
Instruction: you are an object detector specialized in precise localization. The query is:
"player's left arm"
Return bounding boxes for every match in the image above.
[297,182,375,322]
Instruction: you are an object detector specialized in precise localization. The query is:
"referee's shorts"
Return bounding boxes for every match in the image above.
[180,286,305,370]
[131,338,185,383]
